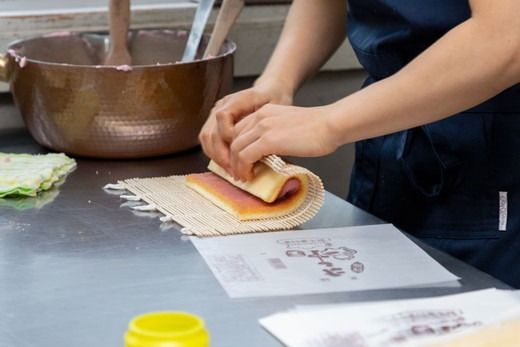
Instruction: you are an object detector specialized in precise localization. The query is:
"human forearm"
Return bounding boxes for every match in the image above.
[256,0,347,97]
[225,0,520,180]
[199,0,347,169]
[328,10,520,146]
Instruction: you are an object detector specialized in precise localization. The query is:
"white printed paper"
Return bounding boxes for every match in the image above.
[260,289,520,347]
[190,224,459,298]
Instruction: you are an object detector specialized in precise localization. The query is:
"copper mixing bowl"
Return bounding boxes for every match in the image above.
[0,30,235,158]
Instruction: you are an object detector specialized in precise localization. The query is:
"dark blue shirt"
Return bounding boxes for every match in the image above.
[346,0,520,287]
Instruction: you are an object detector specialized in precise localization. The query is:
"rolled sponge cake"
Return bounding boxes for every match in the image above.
[185,160,308,221]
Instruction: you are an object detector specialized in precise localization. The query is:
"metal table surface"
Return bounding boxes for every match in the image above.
[0,129,509,347]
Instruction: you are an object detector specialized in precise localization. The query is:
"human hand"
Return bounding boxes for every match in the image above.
[199,81,293,171]
[229,103,340,181]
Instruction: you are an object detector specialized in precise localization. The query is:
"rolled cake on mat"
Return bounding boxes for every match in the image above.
[110,155,324,236]
[186,160,309,221]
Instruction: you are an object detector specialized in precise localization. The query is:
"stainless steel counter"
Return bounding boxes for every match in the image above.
[0,129,509,347]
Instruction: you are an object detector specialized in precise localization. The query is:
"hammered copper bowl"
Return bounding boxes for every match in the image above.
[0,30,235,158]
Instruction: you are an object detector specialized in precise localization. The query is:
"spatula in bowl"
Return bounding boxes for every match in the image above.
[204,0,245,58]
[105,0,132,66]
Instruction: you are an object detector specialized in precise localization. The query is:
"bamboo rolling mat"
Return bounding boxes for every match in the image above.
[105,155,324,237]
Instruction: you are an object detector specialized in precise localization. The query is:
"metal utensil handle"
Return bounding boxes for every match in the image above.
[204,0,244,58]
[181,0,216,62]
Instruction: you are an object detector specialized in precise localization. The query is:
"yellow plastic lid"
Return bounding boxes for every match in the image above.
[125,311,210,347]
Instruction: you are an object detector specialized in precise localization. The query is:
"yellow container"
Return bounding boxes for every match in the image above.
[125,311,210,347]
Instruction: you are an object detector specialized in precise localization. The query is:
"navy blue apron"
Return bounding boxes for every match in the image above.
[346,0,520,287]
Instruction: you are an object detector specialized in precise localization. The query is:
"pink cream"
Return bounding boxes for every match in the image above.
[277,178,301,200]
[44,31,72,38]
[7,49,20,63]
[19,57,27,68]
[176,30,188,38]
[190,172,300,207]
[115,65,133,72]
